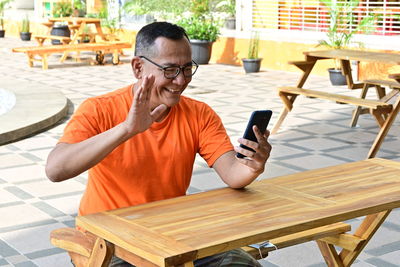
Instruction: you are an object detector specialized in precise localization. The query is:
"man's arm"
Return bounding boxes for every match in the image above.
[212,127,271,188]
[46,75,167,182]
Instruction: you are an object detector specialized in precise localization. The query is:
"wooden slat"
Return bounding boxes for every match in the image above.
[304,49,400,65]
[12,42,131,54]
[77,213,197,267]
[278,86,392,110]
[363,79,400,88]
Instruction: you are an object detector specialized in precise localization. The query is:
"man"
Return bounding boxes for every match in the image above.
[46,21,271,267]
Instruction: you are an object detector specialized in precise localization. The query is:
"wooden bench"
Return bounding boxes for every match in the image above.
[351,79,400,126]
[12,42,132,70]
[271,86,393,135]
[33,35,72,46]
[51,222,350,265]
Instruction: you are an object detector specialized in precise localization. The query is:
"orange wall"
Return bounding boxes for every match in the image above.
[211,36,335,77]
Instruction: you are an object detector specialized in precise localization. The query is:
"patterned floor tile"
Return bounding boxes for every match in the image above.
[1,36,399,266]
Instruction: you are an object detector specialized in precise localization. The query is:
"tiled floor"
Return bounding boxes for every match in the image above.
[1,36,400,267]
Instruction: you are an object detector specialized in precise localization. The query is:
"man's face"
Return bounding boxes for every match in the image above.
[141,37,193,109]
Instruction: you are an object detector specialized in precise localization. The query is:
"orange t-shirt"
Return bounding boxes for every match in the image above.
[59,84,233,215]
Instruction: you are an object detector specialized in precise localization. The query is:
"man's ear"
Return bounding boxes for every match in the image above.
[131,56,143,79]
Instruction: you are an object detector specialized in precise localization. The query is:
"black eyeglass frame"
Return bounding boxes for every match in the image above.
[139,56,199,79]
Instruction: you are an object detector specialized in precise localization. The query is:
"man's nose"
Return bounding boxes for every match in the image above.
[173,70,187,84]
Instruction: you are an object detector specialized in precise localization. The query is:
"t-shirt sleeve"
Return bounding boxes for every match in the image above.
[59,99,104,144]
[198,104,233,167]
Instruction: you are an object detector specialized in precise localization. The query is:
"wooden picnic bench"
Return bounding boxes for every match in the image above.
[273,49,400,158]
[12,42,132,70]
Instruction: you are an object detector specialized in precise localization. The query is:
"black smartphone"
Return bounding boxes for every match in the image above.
[236,110,272,158]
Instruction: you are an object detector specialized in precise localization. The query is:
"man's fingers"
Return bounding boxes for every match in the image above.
[151,104,168,121]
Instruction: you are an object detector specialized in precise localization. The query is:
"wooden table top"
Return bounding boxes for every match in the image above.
[76,158,400,267]
[48,17,101,24]
[304,49,400,64]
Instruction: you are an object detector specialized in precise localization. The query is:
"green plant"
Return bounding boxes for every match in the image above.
[318,0,376,50]
[215,0,235,18]
[177,16,220,42]
[247,31,260,59]
[73,0,85,10]
[20,16,30,33]
[123,0,189,20]
[0,0,13,30]
[52,0,73,18]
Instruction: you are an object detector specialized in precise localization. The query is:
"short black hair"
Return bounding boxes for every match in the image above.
[135,21,189,57]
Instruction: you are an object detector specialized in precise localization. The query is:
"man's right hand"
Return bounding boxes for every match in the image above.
[123,74,167,137]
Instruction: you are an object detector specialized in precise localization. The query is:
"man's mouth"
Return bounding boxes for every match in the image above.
[166,88,181,94]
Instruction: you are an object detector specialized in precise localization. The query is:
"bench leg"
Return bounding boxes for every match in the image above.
[42,54,48,70]
[350,83,371,127]
[27,53,34,67]
[271,93,297,134]
[317,210,391,267]
[60,51,69,62]
[112,50,120,65]
[368,93,400,158]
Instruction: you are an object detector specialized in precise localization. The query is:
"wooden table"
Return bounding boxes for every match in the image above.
[74,158,400,267]
[272,49,400,158]
[47,17,107,44]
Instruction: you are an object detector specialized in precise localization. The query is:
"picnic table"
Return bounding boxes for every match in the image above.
[13,17,132,69]
[272,49,400,158]
[51,158,400,267]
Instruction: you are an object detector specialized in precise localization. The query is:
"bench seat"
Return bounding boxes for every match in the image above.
[362,79,400,88]
[33,35,72,46]
[12,42,132,70]
[278,86,392,110]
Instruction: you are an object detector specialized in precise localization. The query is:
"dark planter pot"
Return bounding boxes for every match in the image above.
[50,25,71,45]
[328,68,347,86]
[0,30,5,38]
[225,17,236,30]
[190,40,214,64]
[20,32,32,41]
[242,58,262,73]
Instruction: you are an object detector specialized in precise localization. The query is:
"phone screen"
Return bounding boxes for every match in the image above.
[236,110,272,158]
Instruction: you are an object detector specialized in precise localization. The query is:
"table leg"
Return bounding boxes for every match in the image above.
[317,210,391,267]
[340,60,363,90]
[271,94,297,134]
[42,54,48,70]
[350,83,370,127]
[290,58,316,88]
[368,93,400,158]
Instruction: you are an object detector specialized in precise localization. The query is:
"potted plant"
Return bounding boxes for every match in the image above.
[216,0,236,29]
[72,0,86,17]
[19,15,31,41]
[50,0,73,44]
[0,0,12,38]
[177,15,220,64]
[242,31,262,73]
[318,0,376,85]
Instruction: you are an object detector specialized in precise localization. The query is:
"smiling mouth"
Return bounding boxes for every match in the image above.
[166,88,181,94]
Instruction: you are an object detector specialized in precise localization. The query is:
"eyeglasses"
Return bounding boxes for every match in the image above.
[139,56,198,79]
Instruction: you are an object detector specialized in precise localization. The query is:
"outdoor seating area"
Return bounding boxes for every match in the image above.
[11,17,132,70]
[1,34,400,266]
